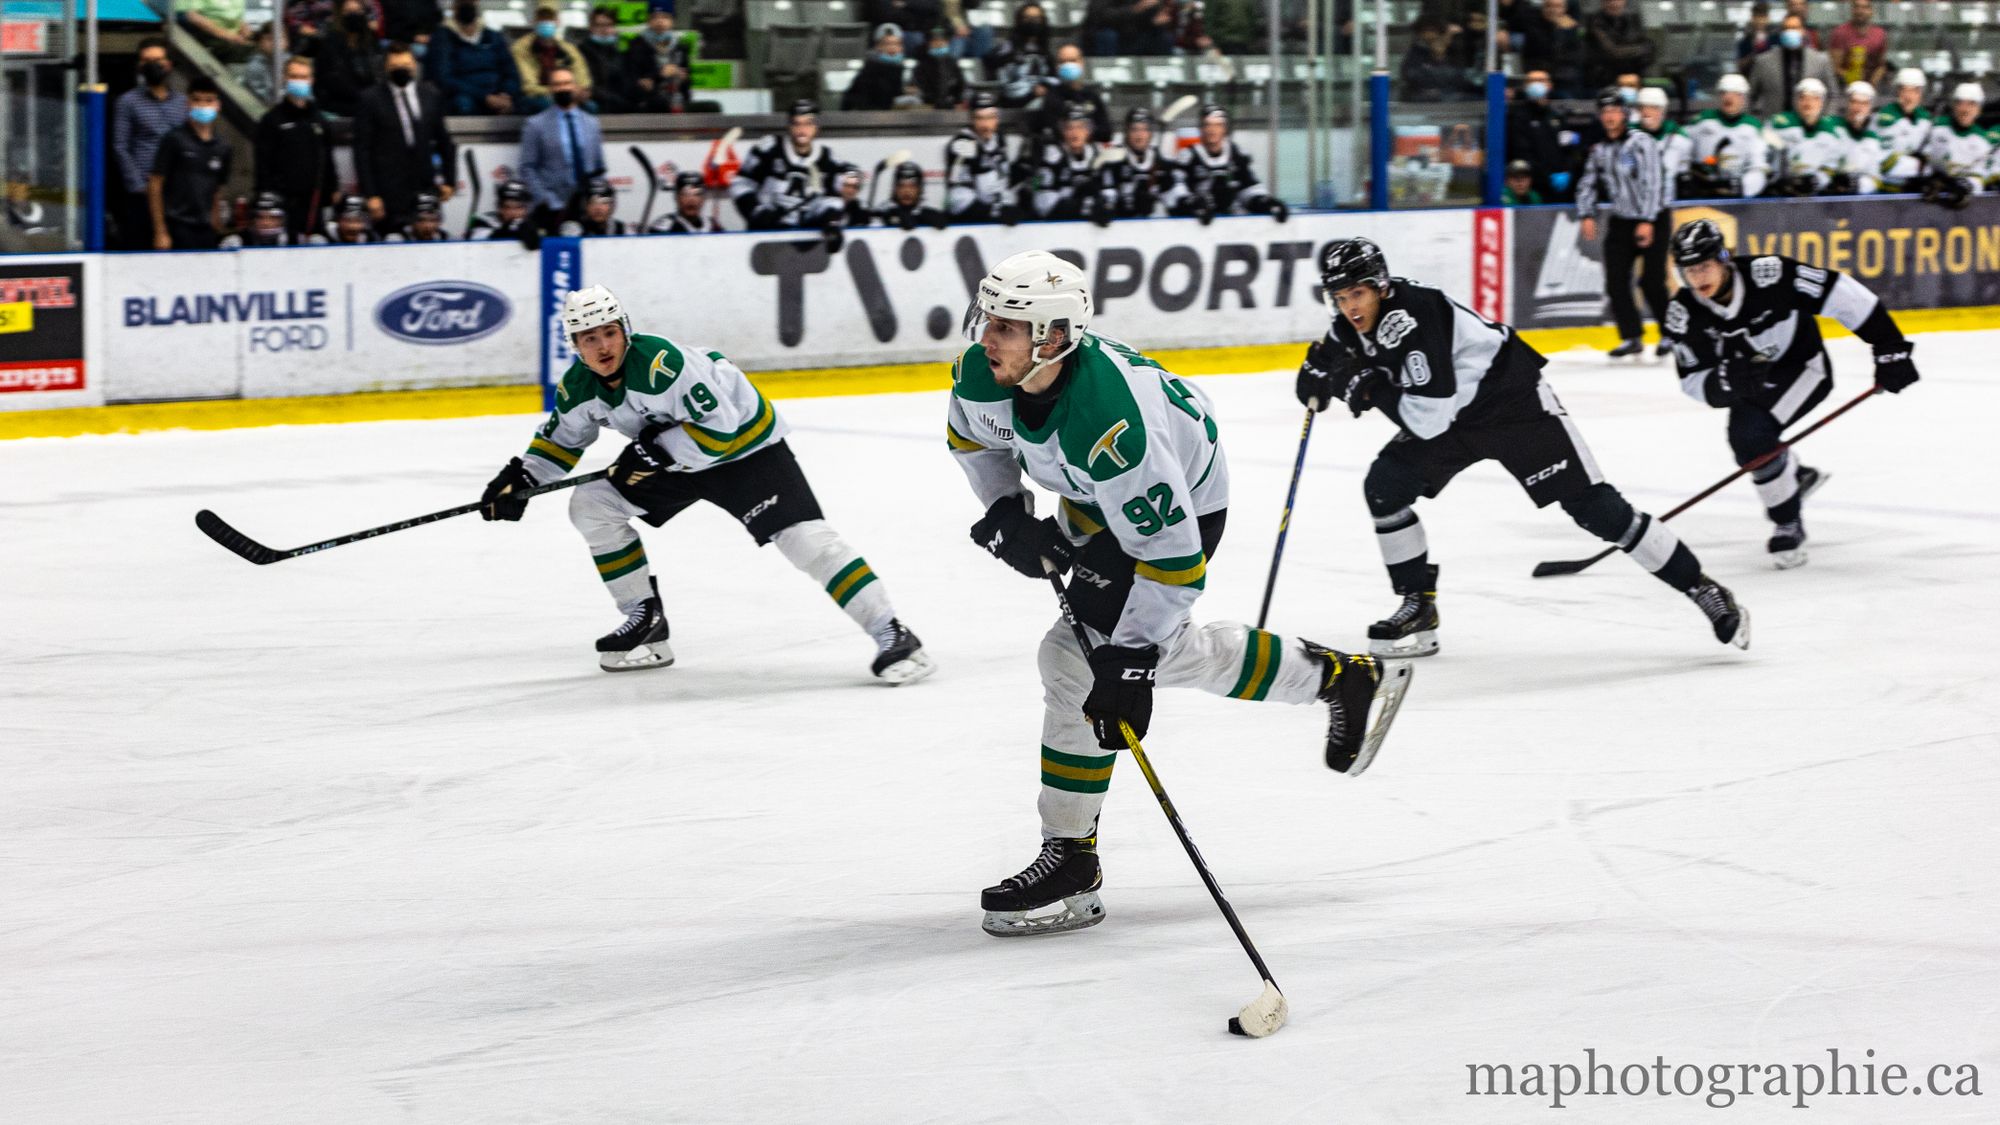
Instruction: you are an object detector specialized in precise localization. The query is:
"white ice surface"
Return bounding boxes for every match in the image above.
[4,331,1998,1124]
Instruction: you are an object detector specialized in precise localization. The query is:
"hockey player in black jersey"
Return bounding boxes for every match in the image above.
[558,178,634,237]
[467,180,540,245]
[1169,106,1288,224]
[1094,106,1181,222]
[1661,219,1920,568]
[325,194,381,245]
[221,192,324,248]
[728,99,861,238]
[872,161,949,230]
[650,172,720,234]
[944,92,1016,224]
[388,193,451,242]
[1029,105,1101,222]
[1296,238,1749,654]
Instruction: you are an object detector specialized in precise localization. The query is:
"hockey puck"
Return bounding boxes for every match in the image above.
[1227,1017,1247,1036]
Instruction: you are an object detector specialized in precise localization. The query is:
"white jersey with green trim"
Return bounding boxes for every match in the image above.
[1685,109,1770,197]
[1639,120,1693,201]
[1768,112,1877,193]
[519,333,788,483]
[1873,104,1934,187]
[946,332,1229,649]
[1918,120,1999,191]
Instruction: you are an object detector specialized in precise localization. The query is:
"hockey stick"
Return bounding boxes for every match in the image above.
[1531,386,1880,577]
[463,149,482,238]
[867,147,912,212]
[703,127,742,227]
[195,470,612,566]
[1158,93,1200,126]
[1255,406,1316,629]
[630,145,660,229]
[1044,563,1288,1039]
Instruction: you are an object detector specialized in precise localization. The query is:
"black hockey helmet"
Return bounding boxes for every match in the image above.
[1670,218,1730,268]
[1199,103,1229,124]
[1594,89,1625,111]
[1319,237,1392,299]
[1125,106,1155,128]
[969,90,999,112]
[672,170,705,193]
[893,160,924,184]
[789,98,821,121]
[1505,158,1533,177]
[1061,102,1094,123]
[411,192,442,217]
[498,179,534,204]
[335,193,369,218]
[251,190,286,216]
[582,176,616,200]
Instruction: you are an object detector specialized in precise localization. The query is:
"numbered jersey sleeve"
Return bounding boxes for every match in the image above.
[638,341,789,471]
[1660,295,1732,406]
[520,363,607,485]
[945,346,1028,508]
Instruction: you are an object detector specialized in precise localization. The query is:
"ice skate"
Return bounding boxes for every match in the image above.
[981,835,1106,936]
[1310,646,1414,775]
[1606,338,1644,361]
[595,578,674,672]
[1687,576,1751,649]
[1654,340,1673,360]
[1368,589,1440,658]
[870,618,936,685]
[1767,520,1808,569]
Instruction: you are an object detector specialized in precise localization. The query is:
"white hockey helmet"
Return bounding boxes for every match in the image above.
[561,284,629,341]
[1846,80,1876,103]
[1794,77,1827,100]
[1953,82,1986,105]
[1894,67,1927,91]
[964,249,1092,375]
[1637,86,1669,109]
[1717,73,1749,96]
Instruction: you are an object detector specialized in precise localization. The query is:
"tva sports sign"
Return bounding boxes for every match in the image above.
[374,281,512,345]
[587,213,1474,372]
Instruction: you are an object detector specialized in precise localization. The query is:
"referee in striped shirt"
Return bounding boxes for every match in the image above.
[1578,91,1671,359]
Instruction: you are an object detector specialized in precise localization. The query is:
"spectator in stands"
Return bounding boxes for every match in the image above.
[865,0,943,57]
[1088,0,1179,57]
[1402,18,1479,101]
[915,26,969,108]
[285,0,381,46]
[1828,0,1889,89]
[254,54,339,237]
[381,0,442,50]
[1519,0,1586,98]
[987,5,1053,109]
[514,7,594,113]
[626,4,693,112]
[1506,69,1582,200]
[1749,12,1837,118]
[1585,0,1654,92]
[314,0,386,116]
[148,77,232,251]
[519,67,605,224]
[844,23,918,110]
[1501,158,1544,204]
[353,42,457,231]
[181,0,257,63]
[431,0,520,114]
[577,6,633,114]
[1783,0,1821,48]
[1030,43,1113,142]
[1736,2,1775,73]
[1448,8,1490,71]
[113,37,187,251]
[238,25,280,103]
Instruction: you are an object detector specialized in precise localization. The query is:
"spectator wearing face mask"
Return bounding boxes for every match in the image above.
[914,26,969,109]
[1029,43,1112,143]
[429,0,522,114]
[514,6,594,113]
[865,0,943,55]
[843,23,918,111]
[1781,0,1821,48]
[1506,69,1583,200]
[987,4,1052,108]
[576,6,633,114]
[626,3,692,112]
[1749,13,1836,118]
[519,66,605,223]
[353,42,457,230]
[113,37,186,250]
[254,54,339,237]
[313,0,385,116]
[149,77,233,250]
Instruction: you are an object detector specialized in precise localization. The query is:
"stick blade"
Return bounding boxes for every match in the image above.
[194,509,283,565]
[1531,556,1598,578]
[1227,981,1288,1038]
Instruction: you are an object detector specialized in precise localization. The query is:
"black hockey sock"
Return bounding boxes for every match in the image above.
[1752,451,1803,524]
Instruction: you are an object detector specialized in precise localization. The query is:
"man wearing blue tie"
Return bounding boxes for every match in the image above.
[519,67,605,229]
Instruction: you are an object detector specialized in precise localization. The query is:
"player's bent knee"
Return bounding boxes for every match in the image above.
[1363,459,1423,518]
[1561,483,1636,543]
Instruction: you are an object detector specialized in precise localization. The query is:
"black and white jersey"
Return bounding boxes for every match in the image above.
[872,201,949,230]
[1663,254,1901,415]
[728,135,858,219]
[557,217,633,237]
[467,212,534,241]
[1176,140,1270,212]
[1321,278,1547,440]
[219,228,323,248]
[1029,141,1098,220]
[1097,145,1182,218]
[392,225,453,242]
[649,210,721,234]
[323,226,381,245]
[944,128,1013,216]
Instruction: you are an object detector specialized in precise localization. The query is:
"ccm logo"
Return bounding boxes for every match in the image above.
[1523,460,1569,486]
[1119,668,1157,681]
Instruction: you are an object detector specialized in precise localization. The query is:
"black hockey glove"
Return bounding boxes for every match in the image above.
[1269,199,1290,223]
[1083,643,1158,749]
[969,493,1075,579]
[1341,365,1388,418]
[1873,342,1919,393]
[1294,337,1348,412]
[612,424,675,488]
[480,457,535,521]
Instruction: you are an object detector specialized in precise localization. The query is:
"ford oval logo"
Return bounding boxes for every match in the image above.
[375,281,511,345]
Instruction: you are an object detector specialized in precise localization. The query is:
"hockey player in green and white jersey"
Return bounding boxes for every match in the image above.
[1830,81,1886,194]
[1636,88,1692,193]
[949,250,1413,937]
[1684,74,1769,198]
[1768,79,1865,195]
[1917,83,1996,209]
[1875,69,1936,191]
[479,285,936,683]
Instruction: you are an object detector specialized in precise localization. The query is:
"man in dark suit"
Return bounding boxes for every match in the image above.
[353,41,458,233]
[518,66,605,226]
